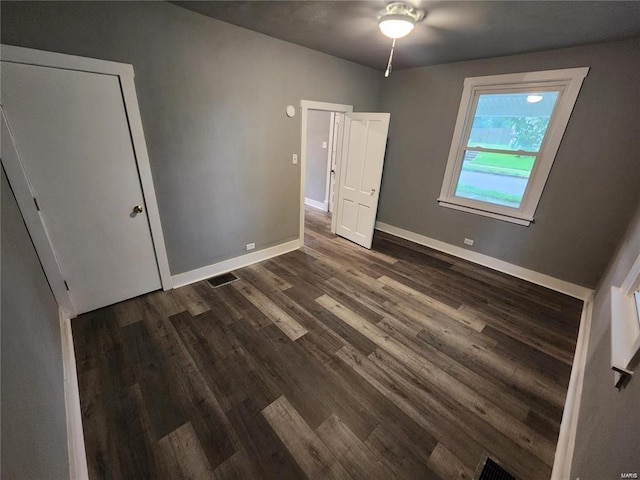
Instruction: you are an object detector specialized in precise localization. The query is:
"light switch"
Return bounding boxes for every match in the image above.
[292,154,298,164]
[322,141,328,149]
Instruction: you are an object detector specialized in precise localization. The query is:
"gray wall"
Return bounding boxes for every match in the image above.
[378,38,640,288]
[2,3,640,476]
[1,1,382,275]
[305,110,331,205]
[572,203,640,478]
[1,169,70,479]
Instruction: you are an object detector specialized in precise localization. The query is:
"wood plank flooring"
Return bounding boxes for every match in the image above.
[73,207,582,480]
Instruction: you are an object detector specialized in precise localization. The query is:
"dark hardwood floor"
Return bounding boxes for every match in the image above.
[73,207,582,480]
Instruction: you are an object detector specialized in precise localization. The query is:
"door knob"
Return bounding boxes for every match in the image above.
[370,188,376,196]
[132,205,144,214]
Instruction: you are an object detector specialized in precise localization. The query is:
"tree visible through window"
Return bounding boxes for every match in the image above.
[438,68,589,225]
[455,91,559,208]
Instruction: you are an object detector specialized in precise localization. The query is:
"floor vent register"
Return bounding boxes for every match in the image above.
[207,272,239,288]
[476,457,516,480]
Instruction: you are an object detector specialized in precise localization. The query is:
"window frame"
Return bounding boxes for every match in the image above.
[611,253,640,387]
[438,68,589,226]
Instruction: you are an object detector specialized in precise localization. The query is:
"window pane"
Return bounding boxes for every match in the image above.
[635,291,640,327]
[455,150,536,208]
[467,91,559,152]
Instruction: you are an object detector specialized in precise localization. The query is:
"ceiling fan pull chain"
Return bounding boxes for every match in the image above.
[385,38,396,77]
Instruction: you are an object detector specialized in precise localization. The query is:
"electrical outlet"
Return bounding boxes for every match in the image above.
[292,154,298,164]
[246,243,255,251]
[464,238,474,246]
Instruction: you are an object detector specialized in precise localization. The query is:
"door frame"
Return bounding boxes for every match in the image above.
[328,113,344,216]
[299,100,353,244]
[1,45,173,317]
[324,112,335,213]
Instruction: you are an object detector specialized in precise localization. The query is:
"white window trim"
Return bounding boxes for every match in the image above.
[438,67,589,226]
[611,253,640,387]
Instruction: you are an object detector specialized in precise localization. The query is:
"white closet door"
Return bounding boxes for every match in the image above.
[3,61,162,314]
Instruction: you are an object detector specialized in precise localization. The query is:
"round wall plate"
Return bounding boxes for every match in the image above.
[286,105,296,118]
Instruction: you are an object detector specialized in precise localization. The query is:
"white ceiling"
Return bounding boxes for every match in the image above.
[174,1,640,71]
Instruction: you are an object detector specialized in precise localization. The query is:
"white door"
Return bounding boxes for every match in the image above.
[2,62,162,314]
[335,113,390,249]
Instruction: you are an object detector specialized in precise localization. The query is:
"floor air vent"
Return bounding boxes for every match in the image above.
[207,272,239,288]
[476,457,515,480]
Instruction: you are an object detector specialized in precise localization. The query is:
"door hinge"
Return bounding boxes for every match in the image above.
[64,280,70,291]
[33,197,41,211]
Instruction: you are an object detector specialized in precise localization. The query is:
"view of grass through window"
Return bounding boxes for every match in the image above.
[455,91,559,208]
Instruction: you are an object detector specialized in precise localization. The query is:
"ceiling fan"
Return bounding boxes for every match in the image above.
[377,1,425,77]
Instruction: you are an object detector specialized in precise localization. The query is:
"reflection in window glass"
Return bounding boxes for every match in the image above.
[467,92,559,152]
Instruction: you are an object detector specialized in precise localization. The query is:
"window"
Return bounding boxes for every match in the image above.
[611,253,640,388]
[439,68,589,225]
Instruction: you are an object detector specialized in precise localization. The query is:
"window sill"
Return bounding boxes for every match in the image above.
[437,199,533,226]
[611,286,640,387]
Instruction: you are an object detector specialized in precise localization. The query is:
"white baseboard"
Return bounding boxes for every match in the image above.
[375,221,594,477]
[305,197,328,212]
[59,309,89,480]
[375,221,594,301]
[172,239,300,288]
[551,300,592,479]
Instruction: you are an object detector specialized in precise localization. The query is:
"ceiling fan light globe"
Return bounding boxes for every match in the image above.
[379,15,415,39]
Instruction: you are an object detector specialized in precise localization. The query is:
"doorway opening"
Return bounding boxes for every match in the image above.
[299,100,353,244]
[304,110,344,232]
